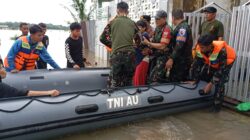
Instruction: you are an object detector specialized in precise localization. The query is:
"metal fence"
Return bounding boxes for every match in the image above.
[95,20,109,61]
[86,20,96,53]
[226,4,250,102]
[93,7,110,61]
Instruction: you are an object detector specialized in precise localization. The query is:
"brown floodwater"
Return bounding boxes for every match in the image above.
[54,51,250,140]
[55,109,250,140]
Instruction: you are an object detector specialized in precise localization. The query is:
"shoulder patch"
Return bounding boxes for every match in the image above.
[36,42,44,50]
[178,28,186,36]
[176,28,187,42]
[22,42,30,49]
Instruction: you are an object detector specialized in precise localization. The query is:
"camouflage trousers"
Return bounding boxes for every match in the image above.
[199,63,234,112]
[149,55,168,83]
[170,59,191,82]
[198,63,234,85]
[149,56,191,83]
[110,51,136,87]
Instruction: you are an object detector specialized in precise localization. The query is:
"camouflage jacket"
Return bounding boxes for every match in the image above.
[171,21,193,62]
[99,24,112,48]
[99,21,141,51]
[191,48,231,85]
[152,23,173,56]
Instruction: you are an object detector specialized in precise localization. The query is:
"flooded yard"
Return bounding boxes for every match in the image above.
[56,109,250,140]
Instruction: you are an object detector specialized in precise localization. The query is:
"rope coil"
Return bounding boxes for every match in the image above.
[0,83,198,113]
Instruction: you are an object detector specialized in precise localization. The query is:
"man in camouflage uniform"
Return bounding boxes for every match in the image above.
[199,7,224,41]
[100,1,140,87]
[165,9,193,82]
[143,10,172,83]
[190,35,236,111]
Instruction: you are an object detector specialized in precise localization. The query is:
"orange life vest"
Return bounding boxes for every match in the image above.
[4,36,44,71]
[105,46,112,52]
[195,41,236,69]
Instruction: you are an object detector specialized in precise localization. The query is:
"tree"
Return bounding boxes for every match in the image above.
[62,0,97,49]
[62,0,95,22]
[71,0,88,21]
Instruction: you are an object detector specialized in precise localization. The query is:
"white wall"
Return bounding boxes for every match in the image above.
[126,0,168,24]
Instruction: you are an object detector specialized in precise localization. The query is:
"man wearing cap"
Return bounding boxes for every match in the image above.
[199,7,224,41]
[143,10,172,83]
[165,9,193,82]
[190,34,236,111]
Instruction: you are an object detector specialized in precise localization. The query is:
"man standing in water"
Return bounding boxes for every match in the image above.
[37,23,49,69]
[165,9,193,82]
[107,1,140,87]
[4,24,60,73]
[65,22,90,70]
[199,7,224,41]
[190,35,236,111]
[143,10,172,83]
[16,22,29,40]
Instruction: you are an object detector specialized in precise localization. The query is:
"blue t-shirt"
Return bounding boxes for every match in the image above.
[135,32,150,65]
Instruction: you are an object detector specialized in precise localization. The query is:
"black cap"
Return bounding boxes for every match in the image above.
[155,10,168,19]
[198,35,215,46]
[203,7,217,13]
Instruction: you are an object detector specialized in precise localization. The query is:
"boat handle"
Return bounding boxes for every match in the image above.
[148,96,164,104]
[101,73,110,77]
[30,76,45,80]
[75,104,99,114]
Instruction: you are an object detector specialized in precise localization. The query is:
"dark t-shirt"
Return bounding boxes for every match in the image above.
[0,54,28,98]
[36,35,50,69]
[111,16,138,54]
[199,19,224,40]
[42,35,49,49]
[65,36,84,68]
[0,83,28,98]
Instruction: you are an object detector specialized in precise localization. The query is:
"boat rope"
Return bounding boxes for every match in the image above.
[0,83,198,113]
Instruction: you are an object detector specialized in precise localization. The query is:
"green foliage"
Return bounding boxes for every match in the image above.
[46,23,68,30]
[72,0,87,21]
[0,22,68,30]
[62,0,97,22]
[0,22,20,30]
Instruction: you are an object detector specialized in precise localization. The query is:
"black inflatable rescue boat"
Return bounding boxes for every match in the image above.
[0,68,214,140]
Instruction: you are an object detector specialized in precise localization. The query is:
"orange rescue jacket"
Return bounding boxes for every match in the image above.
[195,41,236,69]
[4,36,43,71]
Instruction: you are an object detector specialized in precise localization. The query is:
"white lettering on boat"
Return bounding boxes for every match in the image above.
[107,95,140,109]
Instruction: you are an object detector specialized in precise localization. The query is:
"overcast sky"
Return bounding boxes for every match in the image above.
[0,0,91,26]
